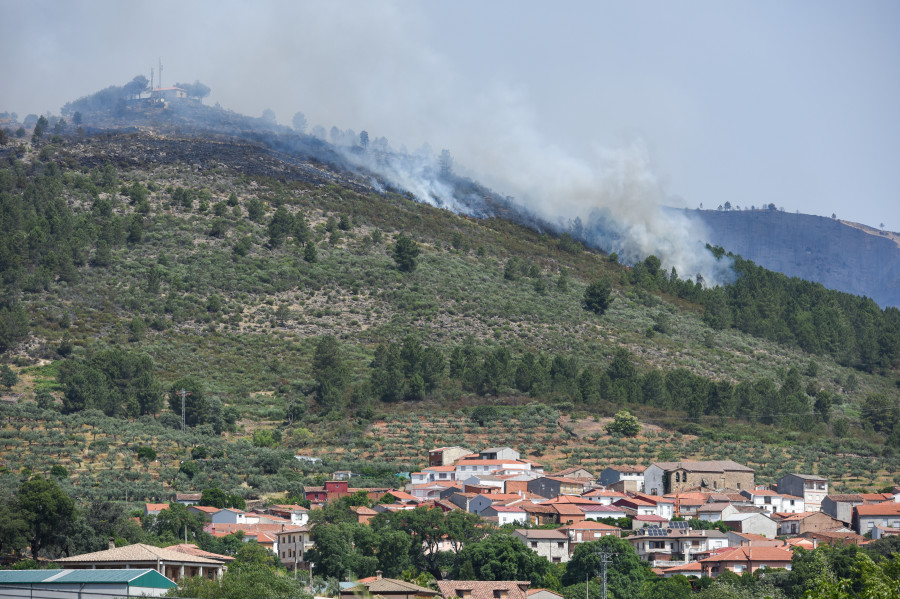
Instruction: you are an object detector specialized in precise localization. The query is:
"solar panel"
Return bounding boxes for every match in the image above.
[670,521,689,529]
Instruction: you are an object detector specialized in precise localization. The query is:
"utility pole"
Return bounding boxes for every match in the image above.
[599,551,614,599]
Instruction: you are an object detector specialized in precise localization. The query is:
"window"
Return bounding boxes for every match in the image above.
[675,472,680,483]
[552,557,561,563]
[493,591,507,599]
[734,565,744,574]
[557,542,565,548]
[531,542,537,548]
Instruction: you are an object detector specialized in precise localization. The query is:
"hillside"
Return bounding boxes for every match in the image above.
[694,208,900,308]
[1,106,899,508]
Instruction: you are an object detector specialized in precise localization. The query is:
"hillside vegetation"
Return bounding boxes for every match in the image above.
[1,117,899,505]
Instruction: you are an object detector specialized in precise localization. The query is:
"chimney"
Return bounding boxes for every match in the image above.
[108,538,115,550]
[376,570,382,580]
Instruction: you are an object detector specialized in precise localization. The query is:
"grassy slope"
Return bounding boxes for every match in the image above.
[1,132,897,497]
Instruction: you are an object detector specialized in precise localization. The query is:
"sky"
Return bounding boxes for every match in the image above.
[2,0,899,231]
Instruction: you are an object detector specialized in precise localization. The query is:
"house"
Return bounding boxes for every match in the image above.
[437,580,530,599]
[144,503,169,517]
[803,530,865,546]
[429,446,473,467]
[581,489,628,505]
[341,572,440,599]
[54,543,226,581]
[559,521,621,551]
[295,455,322,465]
[527,477,587,499]
[722,513,778,538]
[771,512,845,536]
[526,589,564,599]
[454,458,534,480]
[695,502,738,523]
[699,546,793,577]
[304,486,328,503]
[853,503,900,535]
[408,481,462,500]
[188,505,220,520]
[513,529,570,564]
[481,505,528,526]
[332,470,353,480]
[776,474,828,512]
[266,504,309,525]
[552,467,595,482]
[275,525,313,572]
[0,569,176,599]
[645,461,754,495]
[871,525,900,540]
[598,465,647,491]
[351,506,378,524]
[629,493,676,520]
[411,465,458,484]
[164,543,234,565]
[551,504,586,526]
[614,497,662,517]
[626,527,728,565]
[150,87,187,102]
[580,504,628,521]
[740,489,805,514]
[211,508,247,525]
[479,447,521,461]
[822,493,893,524]
[175,493,202,506]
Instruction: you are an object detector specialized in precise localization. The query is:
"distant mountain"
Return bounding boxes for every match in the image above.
[694,209,900,308]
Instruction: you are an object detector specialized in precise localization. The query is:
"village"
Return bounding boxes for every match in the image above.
[12,444,898,598]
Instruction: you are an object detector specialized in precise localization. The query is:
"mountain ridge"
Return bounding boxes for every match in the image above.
[693,208,900,308]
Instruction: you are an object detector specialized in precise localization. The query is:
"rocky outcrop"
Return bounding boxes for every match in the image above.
[694,209,900,308]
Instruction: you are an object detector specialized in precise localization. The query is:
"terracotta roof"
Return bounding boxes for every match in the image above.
[175,493,202,501]
[456,459,530,466]
[520,503,556,514]
[699,546,793,564]
[352,577,440,596]
[437,581,530,599]
[351,506,378,515]
[560,521,620,531]
[855,503,900,517]
[553,467,595,478]
[660,561,702,574]
[582,489,627,497]
[634,515,668,522]
[145,503,169,512]
[542,495,595,505]
[424,465,457,472]
[385,490,420,502]
[527,589,563,598]
[165,543,235,562]
[56,543,223,565]
[552,504,585,516]
[581,504,626,513]
[744,489,781,497]
[271,504,309,511]
[190,506,220,514]
[514,529,568,540]
[487,505,526,513]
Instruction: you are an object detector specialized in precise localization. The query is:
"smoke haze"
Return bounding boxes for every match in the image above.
[3,1,899,271]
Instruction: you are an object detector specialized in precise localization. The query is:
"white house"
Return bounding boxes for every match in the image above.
[696,503,738,523]
[513,529,570,564]
[740,489,806,514]
[211,508,247,525]
[723,513,778,538]
[776,474,828,513]
[481,505,528,526]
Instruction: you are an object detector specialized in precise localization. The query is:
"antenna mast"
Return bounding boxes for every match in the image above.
[158,57,163,88]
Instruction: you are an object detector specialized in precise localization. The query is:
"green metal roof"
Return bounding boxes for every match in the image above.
[0,569,176,589]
